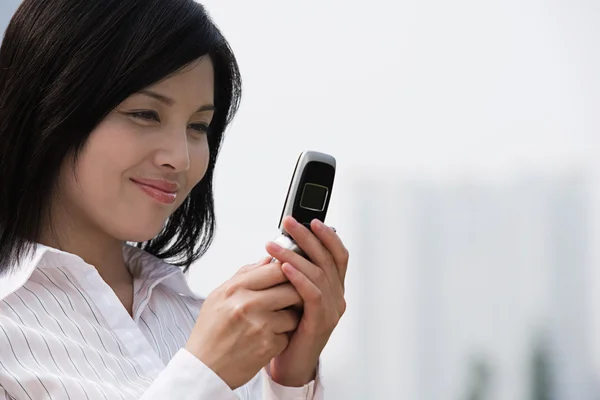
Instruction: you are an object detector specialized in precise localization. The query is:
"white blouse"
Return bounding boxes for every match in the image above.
[0,244,323,399]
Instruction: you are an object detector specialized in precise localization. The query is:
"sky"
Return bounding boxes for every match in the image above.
[190,0,599,291]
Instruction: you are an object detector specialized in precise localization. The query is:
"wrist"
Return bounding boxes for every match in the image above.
[269,358,318,387]
[185,344,231,388]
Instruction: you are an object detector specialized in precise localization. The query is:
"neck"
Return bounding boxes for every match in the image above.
[39,212,133,289]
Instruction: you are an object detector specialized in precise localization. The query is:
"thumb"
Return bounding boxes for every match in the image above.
[237,256,273,275]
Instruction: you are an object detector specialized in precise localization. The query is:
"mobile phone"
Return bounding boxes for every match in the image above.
[272,151,336,260]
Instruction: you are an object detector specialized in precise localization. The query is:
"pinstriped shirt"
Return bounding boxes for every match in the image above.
[0,244,322,399]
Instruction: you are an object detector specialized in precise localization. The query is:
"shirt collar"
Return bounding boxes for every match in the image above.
[122,245,201,300]
[0,243,202,302]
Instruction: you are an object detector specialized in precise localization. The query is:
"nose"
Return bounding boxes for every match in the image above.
[154,128,190,172]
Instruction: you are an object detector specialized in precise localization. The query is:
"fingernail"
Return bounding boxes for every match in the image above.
[282,263,295,275]
[267,241,282,253]
[257,256,272,264]
[313,219,325,230]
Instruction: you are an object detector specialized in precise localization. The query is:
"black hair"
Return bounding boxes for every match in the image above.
[0,0,241,274]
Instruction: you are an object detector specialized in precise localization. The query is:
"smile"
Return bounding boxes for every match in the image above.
[130,179,178,204]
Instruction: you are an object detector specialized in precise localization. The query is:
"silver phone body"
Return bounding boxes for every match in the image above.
[272,151,336,260]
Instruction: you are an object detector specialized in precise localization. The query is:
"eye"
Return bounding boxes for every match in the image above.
[188,123,210,135]
[128,110,160,122]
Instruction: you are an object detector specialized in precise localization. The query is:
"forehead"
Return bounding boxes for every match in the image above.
[148,57,215,105]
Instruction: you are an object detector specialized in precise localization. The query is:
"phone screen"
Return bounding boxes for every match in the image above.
[300,183,329,212]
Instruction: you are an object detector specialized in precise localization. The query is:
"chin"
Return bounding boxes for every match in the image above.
[111,219,168,243]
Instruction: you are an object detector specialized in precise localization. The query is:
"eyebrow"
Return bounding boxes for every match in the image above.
[138,89,216,113]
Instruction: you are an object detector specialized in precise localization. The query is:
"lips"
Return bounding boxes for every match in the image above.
[131,178,179,204]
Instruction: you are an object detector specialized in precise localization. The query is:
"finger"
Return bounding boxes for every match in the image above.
[235,261,288,291]
[256,283,302,311]
[272,332,290,355]
[269,309,300,334]
[237,256,273,275]
[257,255,274,265]
[281,262,323,314]
[265,241,324,288]
[310,220,349,288]
[282,217,334,273]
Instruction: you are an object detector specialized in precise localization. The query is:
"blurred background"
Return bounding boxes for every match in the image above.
[2,0,599,398]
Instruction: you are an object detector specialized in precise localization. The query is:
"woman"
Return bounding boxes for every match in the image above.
[0,0,349,399]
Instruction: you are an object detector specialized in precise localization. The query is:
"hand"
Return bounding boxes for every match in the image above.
[265,216,349,387]
[185,256,303,390]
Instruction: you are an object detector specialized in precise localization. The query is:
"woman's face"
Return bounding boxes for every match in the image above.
[56,57,215,243]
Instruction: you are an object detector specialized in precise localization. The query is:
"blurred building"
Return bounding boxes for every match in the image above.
[349,173,595,400]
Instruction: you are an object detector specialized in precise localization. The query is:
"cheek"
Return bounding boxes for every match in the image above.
[79,123,137,187]
[186,137,211,189]
[67,120,142,209]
